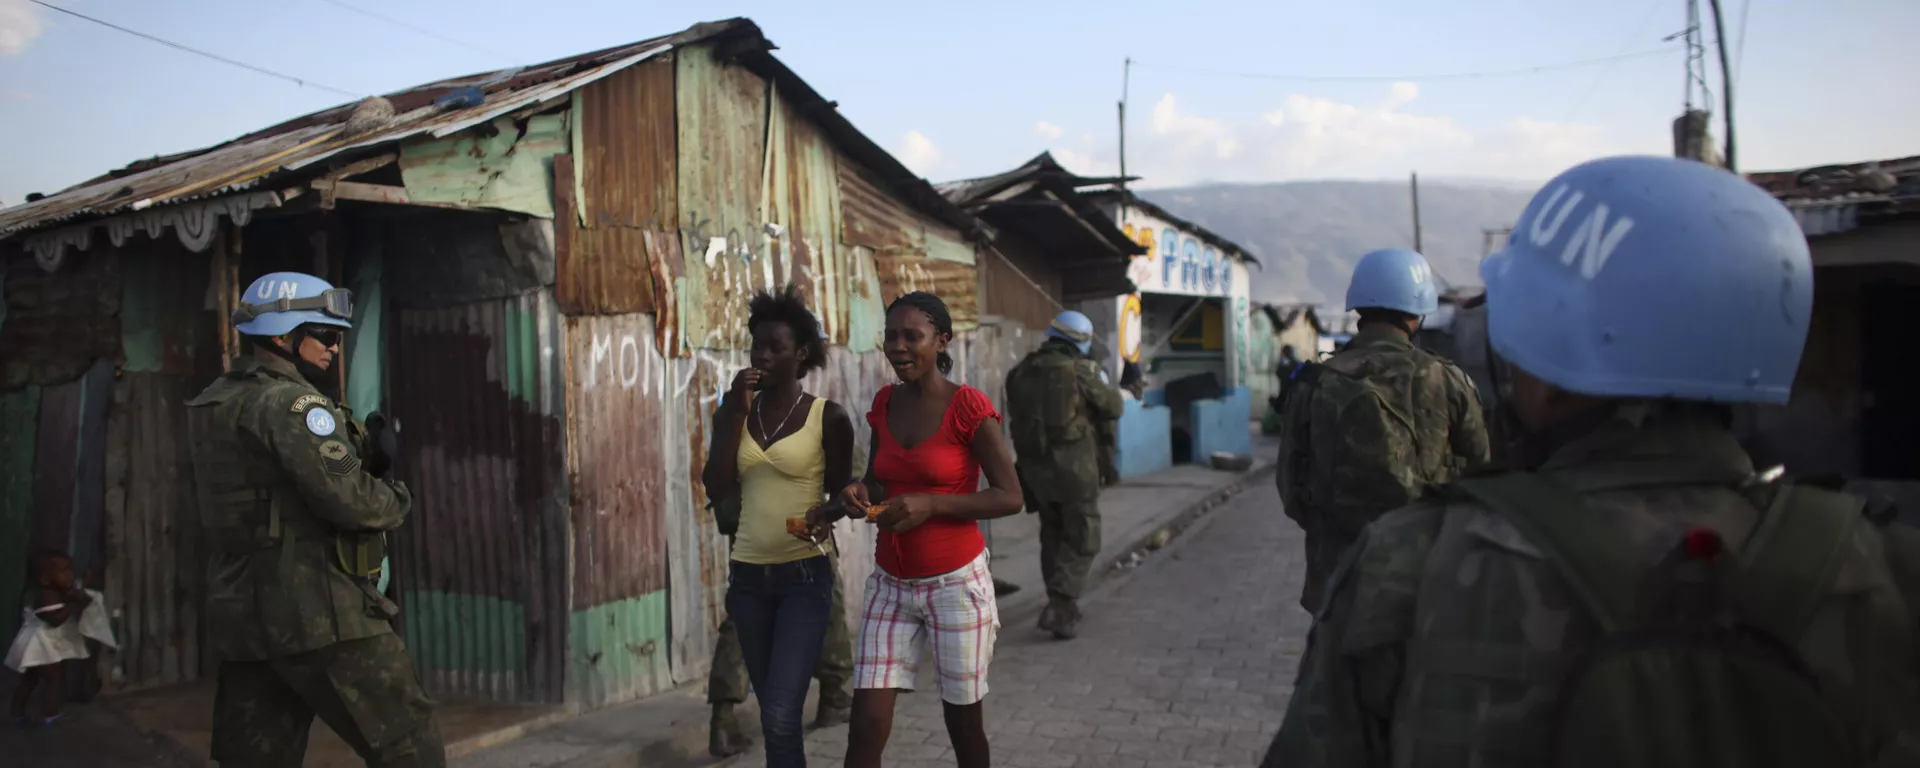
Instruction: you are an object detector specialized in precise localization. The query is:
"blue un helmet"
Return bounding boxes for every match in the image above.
[1480,155,1812,405]
[1048,310,1095,355]
[233,272,353,337]
[1345,248,1440,315]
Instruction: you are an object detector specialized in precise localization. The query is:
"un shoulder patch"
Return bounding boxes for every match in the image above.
[290,394,331,414]
[305,407,338,437]
[318,440,360,476]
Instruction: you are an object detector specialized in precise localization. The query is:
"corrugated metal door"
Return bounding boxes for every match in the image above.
[389,289,570,703]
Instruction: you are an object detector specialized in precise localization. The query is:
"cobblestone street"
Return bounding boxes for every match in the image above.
[726,483,1312,768]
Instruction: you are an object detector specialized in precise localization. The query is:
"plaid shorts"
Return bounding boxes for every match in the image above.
[853,550,1000,705]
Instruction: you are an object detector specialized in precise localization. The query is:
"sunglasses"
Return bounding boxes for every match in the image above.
[303,328,345,348]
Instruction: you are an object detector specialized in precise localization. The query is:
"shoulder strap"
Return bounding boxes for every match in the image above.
[1456,473,1641,632]
[1734,484,1861,647]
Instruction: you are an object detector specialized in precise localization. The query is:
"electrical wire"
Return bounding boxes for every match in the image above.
[1564,0,1673,122]
[27,0,362,98]
[1131,46,1682,84]
[316,0,518,64]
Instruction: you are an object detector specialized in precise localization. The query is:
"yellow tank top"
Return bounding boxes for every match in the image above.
[732,396,832,565]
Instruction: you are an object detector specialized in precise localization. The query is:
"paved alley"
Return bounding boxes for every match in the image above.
[725,484,1313,768]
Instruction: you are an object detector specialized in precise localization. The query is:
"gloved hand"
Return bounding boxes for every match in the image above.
[364,412,401,478]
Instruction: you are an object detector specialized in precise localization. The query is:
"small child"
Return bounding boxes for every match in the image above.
[6,550,111,727]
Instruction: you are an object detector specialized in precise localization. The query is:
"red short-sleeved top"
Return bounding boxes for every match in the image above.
[867,384,1000,579]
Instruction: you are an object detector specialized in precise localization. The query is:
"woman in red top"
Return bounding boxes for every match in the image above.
[810,292,1022,768]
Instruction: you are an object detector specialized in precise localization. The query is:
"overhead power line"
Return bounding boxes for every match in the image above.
[317,0,518,64]
[28,0,361,98]
[1564,0,1671,122]
[1133,46,1682,84]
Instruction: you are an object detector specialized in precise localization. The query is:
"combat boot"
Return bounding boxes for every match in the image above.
[812,692,852,729]
[708,703,753,757]
[1045,598,1081,641]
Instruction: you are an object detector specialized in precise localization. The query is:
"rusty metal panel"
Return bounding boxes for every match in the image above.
[555,151,660,318]
[580,56,679,231]
[979,246,1059,331]
[389,289,571,703]
[874,254,979,330]
[675,42,767,351]
[564,312,672,705]
[838,158,926,257]
[0,249,122,391]
[103,373,207,691]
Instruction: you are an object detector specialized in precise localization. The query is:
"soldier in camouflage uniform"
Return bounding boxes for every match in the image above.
[1275,248,1489,614]
[706,548,854,757]
[187,272,442,767]
[1265,157,1920,767]
[1005,311,1124,640]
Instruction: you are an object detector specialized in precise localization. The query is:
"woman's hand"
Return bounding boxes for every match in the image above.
[801,503,841,539]
[723,368,763,410]
[872,494,939,533]
[834,482,871,512]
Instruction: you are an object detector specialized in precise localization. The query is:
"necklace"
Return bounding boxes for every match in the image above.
[755,389,806,448]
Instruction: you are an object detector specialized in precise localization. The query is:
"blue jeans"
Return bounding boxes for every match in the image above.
[727,555,834,768]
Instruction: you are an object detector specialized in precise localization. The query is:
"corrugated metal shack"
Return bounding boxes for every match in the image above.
[1738,155,1920,520]
[933,152,1144,411]
[0,17,1017,711]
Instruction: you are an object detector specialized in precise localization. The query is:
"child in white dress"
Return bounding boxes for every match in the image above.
[6,550,115,726]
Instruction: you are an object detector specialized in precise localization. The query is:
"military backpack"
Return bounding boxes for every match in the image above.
[1453,471,1865,768]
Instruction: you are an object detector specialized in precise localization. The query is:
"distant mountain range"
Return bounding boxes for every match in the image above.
[1139,179,1540,305]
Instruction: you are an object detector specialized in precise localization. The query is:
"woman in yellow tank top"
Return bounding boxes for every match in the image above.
[700,285,854,768]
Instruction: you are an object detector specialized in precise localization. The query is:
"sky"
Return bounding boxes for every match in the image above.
[0,0,1916,207]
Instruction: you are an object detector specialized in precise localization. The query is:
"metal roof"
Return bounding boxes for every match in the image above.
[1748,154,1920,238]
[0,18,981,243]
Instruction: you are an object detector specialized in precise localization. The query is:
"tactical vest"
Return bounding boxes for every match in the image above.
[1006,344,1092,458]
[188,368,396,660]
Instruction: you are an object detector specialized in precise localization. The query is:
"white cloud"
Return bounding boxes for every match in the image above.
[0,0,43,57]
[1033,121,1064,140]
[893,130,944,177]
[1034,82,1653,188]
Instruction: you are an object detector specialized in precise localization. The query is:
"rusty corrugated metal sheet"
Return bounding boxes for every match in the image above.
[1,249,123,390]
[104,372,208,691]
[553,56,679,318]
[564,312,672,706]
[675,43,767,352]
[0,21,763,238]
[838,159,925,257]
[389,290,571,703]
[580,56,679,231]
[875,253,979,330]
[771,94,861,347]
[979,246,1058,330]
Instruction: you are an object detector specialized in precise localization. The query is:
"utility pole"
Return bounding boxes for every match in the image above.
[1410,172,1424,253]
[1707,0,1736,172]
[1118,57,1132,217]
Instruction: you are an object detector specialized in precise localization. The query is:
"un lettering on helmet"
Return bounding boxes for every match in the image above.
[1523,185,1636,282]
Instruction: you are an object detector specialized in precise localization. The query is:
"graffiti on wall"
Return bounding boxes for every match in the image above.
[1118,294,1143,363]
[1121,217,1233,298]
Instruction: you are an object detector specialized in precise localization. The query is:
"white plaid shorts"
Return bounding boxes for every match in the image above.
[853,550,1000,705]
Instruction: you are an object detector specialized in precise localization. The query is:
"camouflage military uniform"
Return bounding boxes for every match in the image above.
[1263,405,1920,767]
[1277,323,1488,613]
[1006,339,1125,624]
[187,355,443,767]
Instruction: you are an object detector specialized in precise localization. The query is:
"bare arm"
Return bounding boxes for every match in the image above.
[701,370,761,501]
[928,417,1024,521]
[701,400,750,503]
